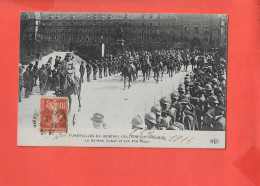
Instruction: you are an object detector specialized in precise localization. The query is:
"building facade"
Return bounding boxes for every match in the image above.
[20,12,228,63]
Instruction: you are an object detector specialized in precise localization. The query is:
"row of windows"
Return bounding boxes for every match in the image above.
[40,28,175,35]
[184,26,210,34]
[40,21,174,27]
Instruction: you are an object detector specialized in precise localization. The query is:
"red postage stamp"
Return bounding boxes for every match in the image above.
[40,97,68,133]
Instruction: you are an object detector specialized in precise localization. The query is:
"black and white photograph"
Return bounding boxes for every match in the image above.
[18,12,228,148]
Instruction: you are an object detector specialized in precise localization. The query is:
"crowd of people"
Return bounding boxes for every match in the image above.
[19,48,227,131]
[130,50,227,131]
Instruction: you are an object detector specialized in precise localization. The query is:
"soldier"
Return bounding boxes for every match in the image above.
[18,66,24,102]
[79,61,85,83]
[33,61,39,86]
[23,67,31,98]
[151,105,162,128]
[98,60,103,78]
[86,61,92,82]
[168,108,185,130]
[159,97,169,114]
[202,95,219,131]
[144,112,158,130]
[103,59,108,77]
[28,64,34,95]
[212,106,226,131]
[91,113,108,129]
[39,65,48,95]
[131,115,146,129]
[92,61,98,80]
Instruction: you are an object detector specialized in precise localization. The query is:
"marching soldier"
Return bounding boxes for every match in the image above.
[92,61,98,80]
[79,61,85,83]
[18,66,24,102]
[33,61,39,86]
[23,67,32,98]
[86,61,92,82]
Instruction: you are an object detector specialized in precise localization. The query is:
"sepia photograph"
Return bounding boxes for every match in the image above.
[18,12,228,148]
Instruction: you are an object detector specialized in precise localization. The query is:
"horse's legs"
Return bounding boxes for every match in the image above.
[78,89,81,112]
[123,76,126,90]
[68,96,72,113]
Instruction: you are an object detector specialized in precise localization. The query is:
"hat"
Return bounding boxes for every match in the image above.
[145,112,157,124]
[205,84,213,91]
[131,115,146,129]
[151,105,162,116]
[208,95,219,104]
[212,78,218,83]
[171,91,179,99]
[160,97,169,105]
[91,113,104,123]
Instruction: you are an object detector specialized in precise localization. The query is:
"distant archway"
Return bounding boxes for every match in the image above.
[69,42,74,52]
[190,37,202,51]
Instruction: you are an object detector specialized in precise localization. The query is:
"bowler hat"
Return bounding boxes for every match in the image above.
[91,113,104,123]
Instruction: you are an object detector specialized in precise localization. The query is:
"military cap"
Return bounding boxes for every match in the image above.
[151,105,162,116]
[91,113,104,123]
[208,95,219,104]
[145,112,157,124]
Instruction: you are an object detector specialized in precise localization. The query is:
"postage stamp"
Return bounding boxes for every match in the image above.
[40,97,68,133]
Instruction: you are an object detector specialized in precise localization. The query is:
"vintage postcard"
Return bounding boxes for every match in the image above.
[18,12,227,148]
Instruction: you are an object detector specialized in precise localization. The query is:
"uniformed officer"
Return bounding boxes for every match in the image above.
[86,61,92,82]
[92,61,98,80]
[23,67,31,98]
[202,95,219,131]
[79,61,85,83]
[18,66,24,102]
[144,112,158,130]
[33,61,39,86]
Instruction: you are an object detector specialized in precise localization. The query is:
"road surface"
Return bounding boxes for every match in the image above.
[18,52,191,129]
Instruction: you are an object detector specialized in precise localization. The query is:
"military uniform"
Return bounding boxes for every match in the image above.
[86,63,92,82]
[79,62,85,83]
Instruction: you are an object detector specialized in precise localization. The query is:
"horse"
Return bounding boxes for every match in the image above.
[56,72,81,113]
[133,61,140,80]
[141,61,151,82]
[121,64,136,89]
[153,62,162,83]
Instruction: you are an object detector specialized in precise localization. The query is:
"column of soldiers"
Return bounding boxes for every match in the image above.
[131,51,226,131]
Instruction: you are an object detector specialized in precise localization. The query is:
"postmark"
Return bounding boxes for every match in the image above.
[40,97,68,133]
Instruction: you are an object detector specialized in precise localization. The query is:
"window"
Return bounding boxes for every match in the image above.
[79,29,82,34]
[101,22,104,26]
[107,36,110,43]
[133,37,136,42]
[29,34,32,40]
[157,30,161,34]
[142,23,145,26]
[93,36,96,41]
[158,23,160,26]
[205,27,209,33]
[141,37,144,43]
[142,29,145,34]
[167,30,170,34]
[55,35,57,40]
[150,23,152,26]
[62,30,65,33]
[149,37,152,43]
[23,35,26,40]
[225,29,227,35]
[108,22,111,26]
[62,36,65,41]
[194,27,199,34]
[79,36,82,41]
[86,29,89,34]
[63,23,65,26]
[157,38,160,42]
[149,29,152,34]
[86,37,89,42]
[70,36,73,41]
[70,29,73,33]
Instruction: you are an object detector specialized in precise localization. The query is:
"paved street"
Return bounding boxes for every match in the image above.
[18,52,191,129]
